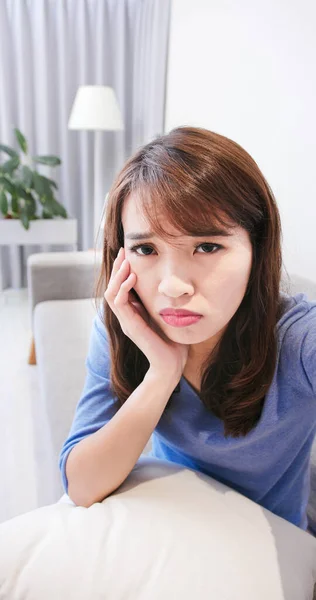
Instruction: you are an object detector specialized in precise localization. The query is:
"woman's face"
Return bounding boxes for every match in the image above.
[121,192,253,363]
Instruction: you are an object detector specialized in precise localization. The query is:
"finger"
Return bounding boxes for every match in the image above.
[113,272,136,306]
[106,258,130,300]
[109,247,125,280]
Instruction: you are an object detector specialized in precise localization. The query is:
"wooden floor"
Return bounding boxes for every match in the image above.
[0,288,39,524]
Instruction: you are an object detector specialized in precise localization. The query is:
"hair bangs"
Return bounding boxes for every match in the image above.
[132,179,238,243]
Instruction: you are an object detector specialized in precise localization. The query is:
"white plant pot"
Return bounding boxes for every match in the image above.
[0,218,77,246]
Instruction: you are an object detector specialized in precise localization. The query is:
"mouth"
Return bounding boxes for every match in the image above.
[159,309,202,317]
[160,313,203,328]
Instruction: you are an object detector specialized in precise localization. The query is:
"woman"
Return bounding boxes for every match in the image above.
[59,126,316,535]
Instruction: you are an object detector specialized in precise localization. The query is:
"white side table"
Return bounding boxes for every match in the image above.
[0,218,78,291]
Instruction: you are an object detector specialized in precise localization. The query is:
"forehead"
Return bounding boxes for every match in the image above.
[122,192,149,230]
[122,192,242,241]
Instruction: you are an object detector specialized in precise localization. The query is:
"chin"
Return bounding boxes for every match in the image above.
[163,327,207,342]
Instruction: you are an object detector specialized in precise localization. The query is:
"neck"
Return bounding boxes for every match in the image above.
[185,328,224,377]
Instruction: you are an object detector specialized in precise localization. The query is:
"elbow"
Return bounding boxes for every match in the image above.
[64,448,97,507]
[64,447,121,507]
[67,477,115,508]
[67,481,101,508]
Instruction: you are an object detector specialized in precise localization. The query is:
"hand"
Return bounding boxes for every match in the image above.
[104,247,189,378]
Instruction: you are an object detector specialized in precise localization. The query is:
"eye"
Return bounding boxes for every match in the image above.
[130,244,155,256]
[129,243,223,256]
[195,243,222,254]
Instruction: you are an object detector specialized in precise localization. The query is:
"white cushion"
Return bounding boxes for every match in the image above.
[33,299,97,505]
[0,457,315,599]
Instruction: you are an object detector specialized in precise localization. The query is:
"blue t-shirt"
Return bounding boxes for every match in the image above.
[59,292,316,531]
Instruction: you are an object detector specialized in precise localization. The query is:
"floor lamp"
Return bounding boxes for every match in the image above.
[68,85,124,245]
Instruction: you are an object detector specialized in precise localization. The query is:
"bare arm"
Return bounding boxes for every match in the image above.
[66,369,179,507]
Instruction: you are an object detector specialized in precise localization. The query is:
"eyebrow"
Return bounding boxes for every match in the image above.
[125,228,234,241]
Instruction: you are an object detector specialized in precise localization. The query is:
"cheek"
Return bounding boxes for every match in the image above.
[130,263,152,301]
[208,256,252,307]
[205,246,251,284]
[130,259,152,284]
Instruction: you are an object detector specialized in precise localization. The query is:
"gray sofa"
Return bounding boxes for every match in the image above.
[27,251,316,535]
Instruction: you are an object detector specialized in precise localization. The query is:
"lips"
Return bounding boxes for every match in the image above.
[159,308,202,316]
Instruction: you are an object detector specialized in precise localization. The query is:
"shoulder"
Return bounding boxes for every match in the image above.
[277,291,316,339]
[86,305,111,377]
[278,289,316,322]
[92,306,108,341]
[89,301,110,344]
[277,292,316,395]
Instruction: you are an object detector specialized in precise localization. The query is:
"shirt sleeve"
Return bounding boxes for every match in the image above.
[301,302,316,397]
[58,310,120,494]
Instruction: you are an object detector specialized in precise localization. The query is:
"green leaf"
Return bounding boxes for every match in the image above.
[14,128,28,154]
[15,186,36,216]
[40,174,58,189]
[42,208,52,219]
[59,206,67,218]
[11,195,18,214]
[25,193,37,218]
[0,176,15,195]
[40,195,55,214]
[0,144,19,159]
[20,210,30,230]
[21,166,33,189]
[14,184,29,201]
[0,190,8,216]
[33,172,53,199]
[37,195,65,218]
[53,200,67,218]
[2,156,20,173]
[32,155,61,167]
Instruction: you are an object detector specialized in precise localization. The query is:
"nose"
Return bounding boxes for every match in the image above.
[158,274,194,298]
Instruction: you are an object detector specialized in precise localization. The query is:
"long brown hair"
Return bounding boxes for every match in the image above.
[95,126,290,438]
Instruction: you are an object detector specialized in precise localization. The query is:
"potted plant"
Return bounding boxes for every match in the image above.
[0,128,68,230]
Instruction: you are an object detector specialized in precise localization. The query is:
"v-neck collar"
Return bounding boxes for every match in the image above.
[181,375,200,396]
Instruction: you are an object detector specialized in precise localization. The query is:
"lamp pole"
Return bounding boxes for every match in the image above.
[68,86,124,249]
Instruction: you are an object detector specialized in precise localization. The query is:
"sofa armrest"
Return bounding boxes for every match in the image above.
[27,251,102,328]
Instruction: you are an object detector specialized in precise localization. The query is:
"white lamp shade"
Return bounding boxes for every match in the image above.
[68,86,124,131]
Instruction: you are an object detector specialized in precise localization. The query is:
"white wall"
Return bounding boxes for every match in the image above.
[165,0,316,281]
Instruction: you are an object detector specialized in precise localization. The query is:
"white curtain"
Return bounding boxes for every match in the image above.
[0,0,170,288]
